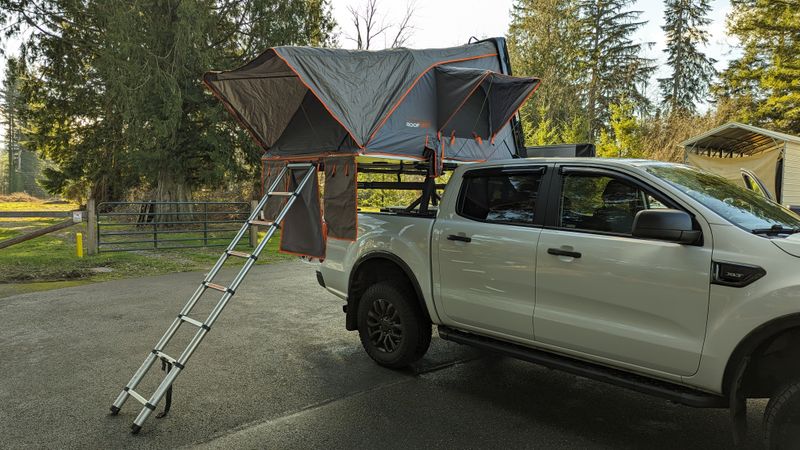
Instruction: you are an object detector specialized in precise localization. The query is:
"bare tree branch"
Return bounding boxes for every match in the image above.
[346,5,363,49]
[345,0,415,50]
[390,0,416,48]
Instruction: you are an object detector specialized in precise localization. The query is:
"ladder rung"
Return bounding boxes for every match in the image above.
[249,220,276,227]
[227,250,255,260]
[152,350,177,365]
[204,282,233,294]
[178,314,209,330]
[269,191,295,197]
[126,388,148,406]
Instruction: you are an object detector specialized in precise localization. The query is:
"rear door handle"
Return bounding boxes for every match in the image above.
[447,234,472,243]
[547,248,581,258]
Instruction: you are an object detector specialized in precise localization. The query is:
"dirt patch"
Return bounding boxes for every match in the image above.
[0,193,45,202]
[1,268,90,283]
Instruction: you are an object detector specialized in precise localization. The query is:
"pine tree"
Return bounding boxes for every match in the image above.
[508,0,585,141]
[0,0,337,204]
[718,0,800,134]
[526,106,562,145]
[0,58,41,195]
[658,0,716,114]
[578,0,655,138]
[596,98,644,158]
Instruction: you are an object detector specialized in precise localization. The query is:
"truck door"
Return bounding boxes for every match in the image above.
[534,166,712,376]
[432,165,550,343]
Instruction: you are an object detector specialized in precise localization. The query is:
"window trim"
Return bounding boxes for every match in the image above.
[456,165,549,228]
[546,166,702,242]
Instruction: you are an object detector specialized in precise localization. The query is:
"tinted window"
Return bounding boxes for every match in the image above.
[560,174,662,234]
[458,170,542,225]
[645,164,800,233]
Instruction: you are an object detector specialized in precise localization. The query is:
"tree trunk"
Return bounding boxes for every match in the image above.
[153,170,192,224]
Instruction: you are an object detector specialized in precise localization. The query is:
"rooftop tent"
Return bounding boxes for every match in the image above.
[680,122,800,209]
[203,39,541,257]
[203,38,539,163]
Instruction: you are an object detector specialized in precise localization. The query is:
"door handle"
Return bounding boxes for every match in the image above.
[447,234,472,243]
[547,248,581,258]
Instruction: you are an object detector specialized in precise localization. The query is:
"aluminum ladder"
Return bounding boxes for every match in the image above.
[110,163,316,434]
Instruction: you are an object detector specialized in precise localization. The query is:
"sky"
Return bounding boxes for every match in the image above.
[0,0,738,145]
[330,0,739,82]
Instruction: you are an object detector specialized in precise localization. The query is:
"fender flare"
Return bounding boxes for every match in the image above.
[346,251,430,330]
[723,312,800,396]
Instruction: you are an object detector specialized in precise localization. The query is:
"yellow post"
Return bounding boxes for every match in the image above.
[76,232,84,258]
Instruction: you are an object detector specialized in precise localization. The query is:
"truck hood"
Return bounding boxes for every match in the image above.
[772,234,800,258]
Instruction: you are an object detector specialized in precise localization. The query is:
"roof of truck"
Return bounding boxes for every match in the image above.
[463,157,683,167]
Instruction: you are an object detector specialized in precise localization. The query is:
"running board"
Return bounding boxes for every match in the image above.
[437,326,728,409]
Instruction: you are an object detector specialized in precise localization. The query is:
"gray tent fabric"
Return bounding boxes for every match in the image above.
[204,38,539,163]
[269,42,501,146]
[323,157,357,241]
[435,66,540,140]
[279,167,325,258]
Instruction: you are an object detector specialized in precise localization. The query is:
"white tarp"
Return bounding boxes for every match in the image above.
[687,147,781,199]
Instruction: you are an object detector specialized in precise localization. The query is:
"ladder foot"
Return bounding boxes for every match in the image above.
[109,405,120,416]
[131,424,142,434]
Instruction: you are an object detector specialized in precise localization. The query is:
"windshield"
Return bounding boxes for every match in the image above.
[644,164,800,235]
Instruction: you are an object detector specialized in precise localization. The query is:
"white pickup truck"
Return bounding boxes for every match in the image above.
[317,157,800,448]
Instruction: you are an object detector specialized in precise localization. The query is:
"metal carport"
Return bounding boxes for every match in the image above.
[680,122,800,210]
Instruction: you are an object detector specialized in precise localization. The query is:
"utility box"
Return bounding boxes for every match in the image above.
[525,143,596,158]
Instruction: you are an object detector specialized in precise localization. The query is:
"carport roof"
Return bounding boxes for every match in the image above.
[680,122,800,156]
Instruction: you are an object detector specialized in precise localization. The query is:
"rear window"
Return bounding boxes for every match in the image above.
[457,168,543,226]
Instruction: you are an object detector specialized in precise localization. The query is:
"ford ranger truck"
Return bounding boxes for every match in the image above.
[317,158,800,448]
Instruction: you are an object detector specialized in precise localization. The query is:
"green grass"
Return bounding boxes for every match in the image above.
[0,200,79,212]
[0,203,294,298]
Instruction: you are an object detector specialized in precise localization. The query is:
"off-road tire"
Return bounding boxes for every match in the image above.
[357,281,432,369]
[764,379,800,449]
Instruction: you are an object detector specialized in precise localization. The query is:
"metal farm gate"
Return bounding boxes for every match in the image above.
[96,201,253,253]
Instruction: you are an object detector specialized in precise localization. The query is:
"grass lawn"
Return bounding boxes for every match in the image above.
[0,202,79,212]
[0,200,295,298]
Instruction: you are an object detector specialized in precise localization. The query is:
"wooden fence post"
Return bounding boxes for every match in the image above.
[86,198,98,255]
[249,200,258,247]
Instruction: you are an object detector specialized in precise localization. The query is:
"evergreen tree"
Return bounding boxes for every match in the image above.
[508,0,585,141]
[596,98,644,158]
[0,0,336,204]
[718,0,800,134]
[526,106,562,145]
[658,0,716,114]
[578,0,655,138]
[0,57,43,196]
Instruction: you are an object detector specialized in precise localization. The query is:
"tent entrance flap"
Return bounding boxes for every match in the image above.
[205,38,539,163]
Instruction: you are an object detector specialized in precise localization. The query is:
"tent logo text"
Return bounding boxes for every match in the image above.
[406,120,430,129]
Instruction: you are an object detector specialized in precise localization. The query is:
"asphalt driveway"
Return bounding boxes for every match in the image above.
[1,260,766,448]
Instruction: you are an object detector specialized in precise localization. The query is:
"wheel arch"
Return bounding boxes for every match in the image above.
[723,313,800,398]
[345,251,430,331]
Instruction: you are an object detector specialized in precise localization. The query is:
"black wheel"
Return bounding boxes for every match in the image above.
[764,379,800,449]
[357,282,431,369]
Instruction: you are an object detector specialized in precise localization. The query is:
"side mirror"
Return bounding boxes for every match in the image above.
[632,209,701,244]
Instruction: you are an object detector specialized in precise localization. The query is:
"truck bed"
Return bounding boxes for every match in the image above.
[320,212,435,306]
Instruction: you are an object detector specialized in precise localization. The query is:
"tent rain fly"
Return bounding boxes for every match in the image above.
[203,38,540,165]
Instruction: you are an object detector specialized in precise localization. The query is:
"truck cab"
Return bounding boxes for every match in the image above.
[319,158,800,448]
